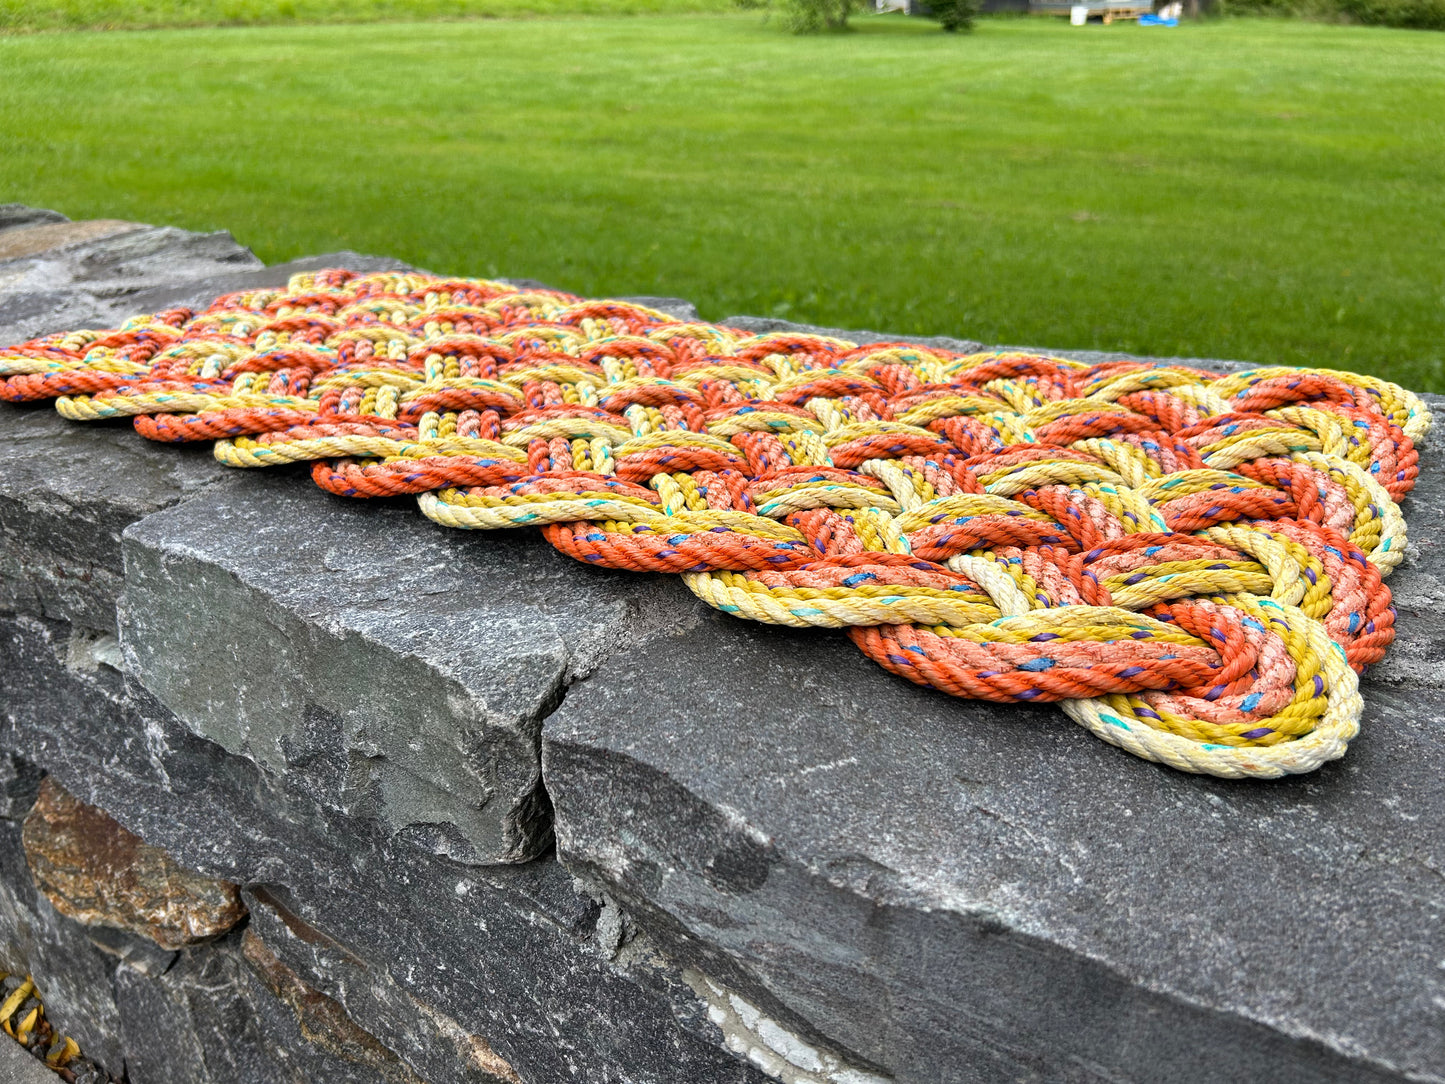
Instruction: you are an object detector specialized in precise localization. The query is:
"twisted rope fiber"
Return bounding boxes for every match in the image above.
[1,270,1431,779]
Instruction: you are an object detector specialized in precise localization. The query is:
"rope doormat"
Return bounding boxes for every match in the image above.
[0,271,1431,778]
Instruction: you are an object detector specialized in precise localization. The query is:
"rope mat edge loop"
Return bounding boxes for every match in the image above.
[0,268,1432,779]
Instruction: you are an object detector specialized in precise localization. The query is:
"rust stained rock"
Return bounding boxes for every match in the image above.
[0,220,147,263]
[21,778,245,951]
[241,930,433,1084]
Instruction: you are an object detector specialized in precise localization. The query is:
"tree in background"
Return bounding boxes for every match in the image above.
[734,0,862,31]
[928,0,978,29]
[781,0,861,29]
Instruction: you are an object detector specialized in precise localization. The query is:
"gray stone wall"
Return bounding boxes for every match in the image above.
[1,206,1442,1084]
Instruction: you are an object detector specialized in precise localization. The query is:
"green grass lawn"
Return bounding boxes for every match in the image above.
[1,16,1442,387]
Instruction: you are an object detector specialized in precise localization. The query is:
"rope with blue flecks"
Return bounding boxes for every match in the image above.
[0,270,1431,778]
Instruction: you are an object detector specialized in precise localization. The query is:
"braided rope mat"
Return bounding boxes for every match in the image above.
[0,270,1432,778]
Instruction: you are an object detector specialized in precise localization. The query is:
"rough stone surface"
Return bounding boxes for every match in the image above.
[0,757,472,1084]
[236,866,769,1084]
[0,407,228,632]
[22,777,246,951]
[240,928,430,1084]
[0,220,148,264]
[0,219,262,345]
[0,612,773,1084]
[0,753,42,821]
[118,931,414,1084]
[118,473,684,865]
[0,817,126,1072]
[0,205,68,233]
[0,1031,58,1084]
[0,917,413,1084]
[242,889,518,1084]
